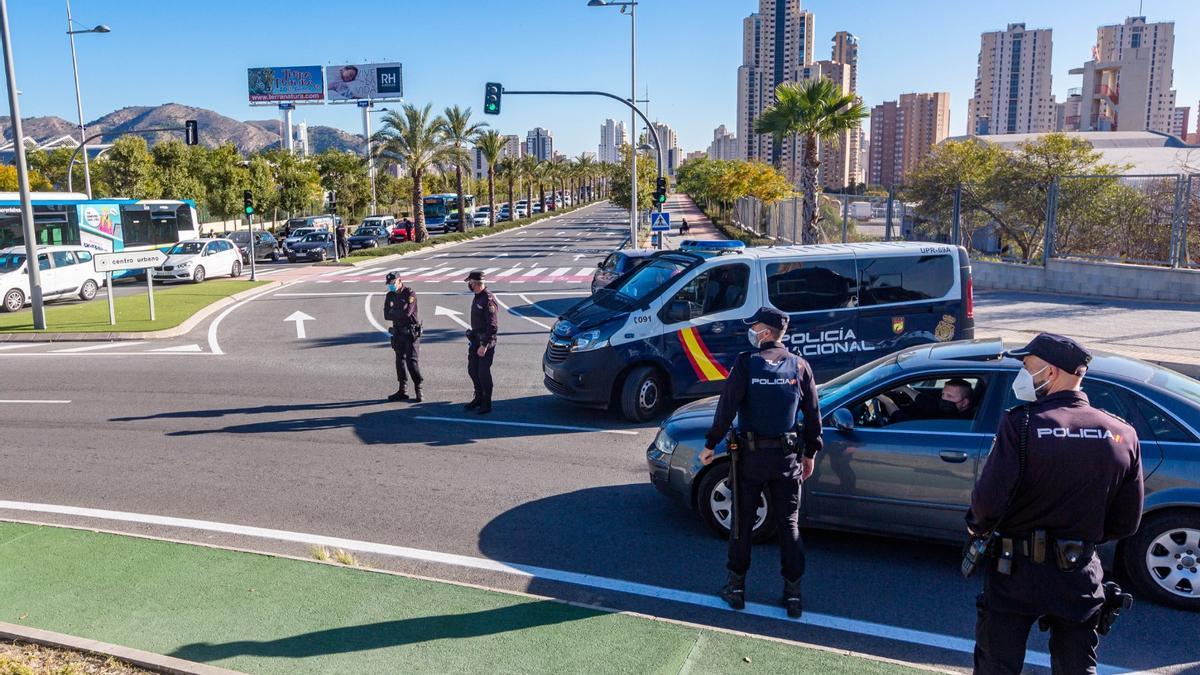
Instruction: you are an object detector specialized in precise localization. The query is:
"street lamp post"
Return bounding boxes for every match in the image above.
[65,0,109,198]
[588,0,638,248]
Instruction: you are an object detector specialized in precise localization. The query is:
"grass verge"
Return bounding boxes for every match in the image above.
[0,522,927,675]
[0,640,153,674]
[0,280,268,334]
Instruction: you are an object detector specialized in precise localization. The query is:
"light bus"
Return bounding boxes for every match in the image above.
[422,193,475,233]
[0,192,200,278]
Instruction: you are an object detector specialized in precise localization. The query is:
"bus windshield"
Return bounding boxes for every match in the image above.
[0,252,25,273]
[606,257,691,303]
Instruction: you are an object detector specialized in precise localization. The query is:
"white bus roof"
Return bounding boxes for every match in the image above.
[724,241,959,261]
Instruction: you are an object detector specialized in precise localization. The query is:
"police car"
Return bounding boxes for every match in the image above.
[543,240,974,421]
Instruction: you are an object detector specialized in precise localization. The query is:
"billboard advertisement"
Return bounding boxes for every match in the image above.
[247,66,325,104]
[324,63,403,103]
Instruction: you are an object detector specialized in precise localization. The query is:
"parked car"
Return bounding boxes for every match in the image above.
[473,206,491,226]
[0,245,105,312]
[348,226,389,252]
[284,215,334,236]
[389,222,414,244]
[228,230,280,263]
[498,204,512,221]
[287,232,336,262]
[647,338,1200,610]
[591,249,655,294]
[360,215,396,235]
[515,201,529,218]
[445,211,464,232]
[531,202,544,214]
[152,239,242,283]
[282,227,320,253]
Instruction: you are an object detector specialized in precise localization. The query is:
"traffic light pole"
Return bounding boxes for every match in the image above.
[247,212,257,282]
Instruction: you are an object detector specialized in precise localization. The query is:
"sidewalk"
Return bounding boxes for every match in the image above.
[661,194,727,242]
[0,522,929,675]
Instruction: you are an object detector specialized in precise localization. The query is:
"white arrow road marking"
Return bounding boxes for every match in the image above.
[520,294,560,317]
[285,311,315,339]
[492,294,551,331]
[149,344,203,353]
[434,305,471,330]
[363,293,389,335]
[573,254,589,261]
[0,399,71,404]
[52,342,147,353]
[489,253,508,261]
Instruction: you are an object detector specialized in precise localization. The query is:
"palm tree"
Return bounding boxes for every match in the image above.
[497,156,519,222]
[474,129,506,227]
[372,104,452,242]
[533,160,551,212]
[438,105,488,231]
[519,155,538,217]
[574,153,596,202]
[754,78,867,244]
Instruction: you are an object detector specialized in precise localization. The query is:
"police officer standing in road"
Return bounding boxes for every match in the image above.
[700,307,822,618]
[336,220,348,258]
[968,333,1143,674]
[464,271,499,414]
[383,272,422,403]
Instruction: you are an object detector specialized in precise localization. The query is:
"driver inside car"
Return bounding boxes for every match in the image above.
[868,378,977,426]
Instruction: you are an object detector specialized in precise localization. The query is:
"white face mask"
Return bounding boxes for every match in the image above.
[1011,366,1050,402]
[747,328,764,348]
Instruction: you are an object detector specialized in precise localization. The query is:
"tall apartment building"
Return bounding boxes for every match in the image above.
[1055,88,1084,131]
[736,1,815,167]
[707,124,739,160]
[650,121,682,176]
[597,119,627,164]
[1071,16,1176,133]
[1171,107,1191,142]
[968,23,1056,135]
[868,92,950,187]
[502,134,523,160]
[526,127,554,162]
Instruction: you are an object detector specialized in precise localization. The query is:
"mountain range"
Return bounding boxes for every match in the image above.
[0,103,365,155]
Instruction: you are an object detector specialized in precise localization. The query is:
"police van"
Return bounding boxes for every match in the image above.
[543,240,975,421]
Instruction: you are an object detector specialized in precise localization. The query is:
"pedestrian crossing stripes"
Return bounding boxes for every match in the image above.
[328,266,597,285]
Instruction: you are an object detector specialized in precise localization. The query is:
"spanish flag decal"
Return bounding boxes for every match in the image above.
[678,327,729,382]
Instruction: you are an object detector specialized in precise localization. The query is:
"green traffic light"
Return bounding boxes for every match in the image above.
[245,207,254,215]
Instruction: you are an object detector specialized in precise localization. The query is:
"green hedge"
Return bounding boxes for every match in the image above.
[322,202,596,264]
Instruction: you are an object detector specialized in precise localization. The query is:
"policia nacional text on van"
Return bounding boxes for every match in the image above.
[543,240,973,421]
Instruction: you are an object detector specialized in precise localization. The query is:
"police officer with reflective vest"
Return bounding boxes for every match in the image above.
[700,307,822,618]
[968,333,1143,674]
[383,272,422,402]
[464,271,499,414]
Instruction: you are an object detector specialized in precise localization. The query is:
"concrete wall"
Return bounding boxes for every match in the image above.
[973,258,1200,303]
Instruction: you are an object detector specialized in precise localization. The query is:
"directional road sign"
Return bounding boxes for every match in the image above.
[650,211,671,232]
[92,250,168,273]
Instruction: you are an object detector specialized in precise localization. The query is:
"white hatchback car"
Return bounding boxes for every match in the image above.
[152,239,242,283]
[0,245,107,312]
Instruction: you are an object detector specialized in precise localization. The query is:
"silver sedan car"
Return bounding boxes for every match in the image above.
[647,339,1200,611]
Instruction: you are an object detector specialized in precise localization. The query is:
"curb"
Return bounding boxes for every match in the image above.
[0,621,241,675]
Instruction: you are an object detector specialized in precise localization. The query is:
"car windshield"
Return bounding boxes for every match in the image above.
[169,242,204,255]
[818,353,902,401]
[303,233,327,242]
[0,252,25,272]
[290,229,315,238]
[606,257,691,302]
[354,228,380,236]
[228,232,251,243]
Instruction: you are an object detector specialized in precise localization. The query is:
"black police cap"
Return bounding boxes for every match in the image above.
[743,306,789,331]
[1006,332,1092,375]
[385,271,398,283]
[464,270,485,282]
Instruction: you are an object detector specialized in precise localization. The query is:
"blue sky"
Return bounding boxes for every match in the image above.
[5,1,1199,156]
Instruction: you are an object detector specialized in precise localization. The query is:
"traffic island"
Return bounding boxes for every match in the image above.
[0,522,931,675]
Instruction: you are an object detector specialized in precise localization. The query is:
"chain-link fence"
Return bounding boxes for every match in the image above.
[731,191,918,245]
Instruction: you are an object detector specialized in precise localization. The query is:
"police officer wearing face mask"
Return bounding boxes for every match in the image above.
[968,333,1143,674]
[464,271,499,414]
[383,272,422,402]
[699,307,822,618]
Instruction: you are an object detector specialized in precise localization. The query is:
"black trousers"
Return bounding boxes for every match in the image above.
[391,333,422,388]
[467,342,495,399]
[726,452,805,582]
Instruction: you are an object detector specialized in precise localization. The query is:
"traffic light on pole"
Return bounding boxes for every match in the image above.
[484,82,502,115]
[243,190,254,215]
[655,176,668,205]
[184,120,198,146]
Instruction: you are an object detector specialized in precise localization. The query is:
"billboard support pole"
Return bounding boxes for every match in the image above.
[364,102,376,214]
[283,106,294,154]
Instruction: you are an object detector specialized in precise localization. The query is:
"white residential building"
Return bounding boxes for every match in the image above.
[968,23,1056,135]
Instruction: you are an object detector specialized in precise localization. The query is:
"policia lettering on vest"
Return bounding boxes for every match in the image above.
[700,307,823,618]
[966,333,1143,674]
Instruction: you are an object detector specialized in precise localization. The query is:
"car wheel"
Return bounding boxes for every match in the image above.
[192,265,206,284]
[230,260,242,278]
[78,279,98,301]
[287,255,297,263]
[696,462,776,542]
[315,249,327,262]
[620,365,667,422]
[2,288,24,313]
[271,251,280,262]
[1122,511,1200,611]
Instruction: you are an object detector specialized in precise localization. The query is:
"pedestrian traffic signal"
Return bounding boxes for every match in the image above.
[484,82,502,115]
[655,176,668,204]
[243,190,254,215]
[184,120,198,146]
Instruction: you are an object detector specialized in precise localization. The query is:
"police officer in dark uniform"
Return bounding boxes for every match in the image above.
[700,307,822,618]
[383,272,422,402]
[464,271,499,414]
[335,220,348,258]
[969,333,1143,674]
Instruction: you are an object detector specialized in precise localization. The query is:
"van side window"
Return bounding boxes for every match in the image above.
[75,250,92,263]
[858,255,954,306]
[766,259,857,312]
[38,254,51,271]
[51,251,75,267]
[664,263,750,321]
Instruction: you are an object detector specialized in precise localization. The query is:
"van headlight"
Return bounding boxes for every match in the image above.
[654,427,678,455]
[571,329,609,352]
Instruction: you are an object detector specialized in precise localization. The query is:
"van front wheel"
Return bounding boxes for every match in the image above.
[620,365,666,422]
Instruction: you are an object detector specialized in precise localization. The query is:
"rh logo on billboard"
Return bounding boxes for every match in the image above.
[376,66,402,95]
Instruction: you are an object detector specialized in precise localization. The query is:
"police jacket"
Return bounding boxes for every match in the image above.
[468,289,499,348]
[704,341,822,458]
[967,390,1143,543]
[383,287,419,331]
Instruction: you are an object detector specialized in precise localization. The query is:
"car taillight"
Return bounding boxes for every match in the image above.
[966,277,974,319]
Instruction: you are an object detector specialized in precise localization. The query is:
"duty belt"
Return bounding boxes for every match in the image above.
[736,431,798,452]
[996,530,1096,574]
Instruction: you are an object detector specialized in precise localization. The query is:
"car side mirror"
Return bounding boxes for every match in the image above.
[832,408,855,432]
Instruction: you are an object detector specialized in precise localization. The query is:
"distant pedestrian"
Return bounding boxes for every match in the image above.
[335,222,348,258]
[383,272,422,402]
[403,218,414,242]
[464,270,499,414]
[679,218,691,236]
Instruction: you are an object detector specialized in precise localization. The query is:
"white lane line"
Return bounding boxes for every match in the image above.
[251,268,285,277]
[149,344,203,353]
[439,267,477,281]
[363,293,389,335]
[0,399,71,404]
[0,500,1078,673]
[574,267,595,277]
[52,341,147,353]
[0,344,36,351]
[413,416,637,435]
[519,294,561,317]
[492,294,551,331]
[539,267,571,283]
[276,292,375,297]
[494,266,523,278]
[0,352,210,357]
[346,267,384,277]
[207,284,281,356]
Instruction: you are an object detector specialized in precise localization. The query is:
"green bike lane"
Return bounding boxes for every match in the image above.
[0,522,928,674]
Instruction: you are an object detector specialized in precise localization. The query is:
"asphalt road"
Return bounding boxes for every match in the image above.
[0,201,1195,674]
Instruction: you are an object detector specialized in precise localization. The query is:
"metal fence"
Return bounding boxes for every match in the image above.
[730,174,1199,269]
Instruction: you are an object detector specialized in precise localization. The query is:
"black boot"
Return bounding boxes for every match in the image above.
[387,387,407,402]
[464,395,481,411]
[412,385,423,403]
[783,577,803,618]
[476,395,492,414]
[720,572,746,610]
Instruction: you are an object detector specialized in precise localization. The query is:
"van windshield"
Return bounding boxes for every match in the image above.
[605,257,691,303]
